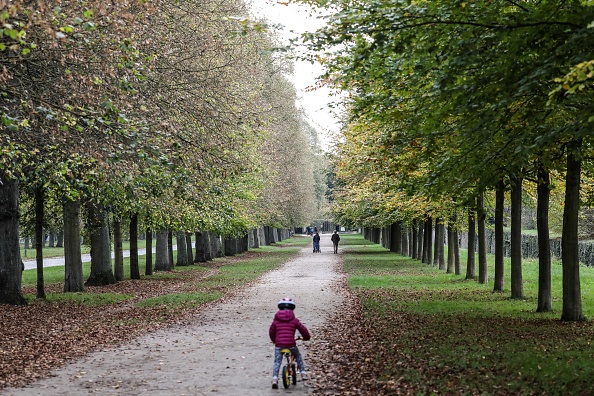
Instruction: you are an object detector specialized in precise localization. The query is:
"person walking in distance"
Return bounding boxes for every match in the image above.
[312,232,321,253]
[331,230,340,254]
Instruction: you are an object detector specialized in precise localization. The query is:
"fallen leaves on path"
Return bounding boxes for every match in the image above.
[0,255,253,390]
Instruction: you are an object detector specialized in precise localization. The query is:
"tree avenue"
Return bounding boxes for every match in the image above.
[1,1,325,303]
[303,0,594,320]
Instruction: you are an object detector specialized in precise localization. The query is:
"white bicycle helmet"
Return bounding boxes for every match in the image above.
[277,297,296,310]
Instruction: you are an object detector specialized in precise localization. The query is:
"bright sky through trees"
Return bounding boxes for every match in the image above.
[249,0,339,150]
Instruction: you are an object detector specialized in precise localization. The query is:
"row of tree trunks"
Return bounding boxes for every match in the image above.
[0,178,295,303]
[23,231,64,250]
[359,170,570,318]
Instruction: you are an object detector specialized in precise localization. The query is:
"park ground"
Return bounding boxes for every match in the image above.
[3,233,594,395]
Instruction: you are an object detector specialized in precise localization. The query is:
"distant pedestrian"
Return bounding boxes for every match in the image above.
[313,232,320,253]
[331,231,340,254]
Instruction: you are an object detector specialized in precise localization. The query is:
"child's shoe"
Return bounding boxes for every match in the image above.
[272,379,278,389]
[301,371,309,380]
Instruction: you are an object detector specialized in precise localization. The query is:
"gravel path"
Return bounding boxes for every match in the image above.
[4,234,344,396]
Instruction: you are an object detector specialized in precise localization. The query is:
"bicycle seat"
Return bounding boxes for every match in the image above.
[280,348,292,354]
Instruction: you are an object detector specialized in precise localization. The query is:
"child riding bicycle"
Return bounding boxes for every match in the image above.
[269,297,311,389]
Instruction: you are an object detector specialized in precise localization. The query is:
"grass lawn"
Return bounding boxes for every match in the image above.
[340,233,594,395]
[20,239,146,260]
[20,235,312,304]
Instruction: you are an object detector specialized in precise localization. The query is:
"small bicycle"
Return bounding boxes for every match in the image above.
[280,337,303,389]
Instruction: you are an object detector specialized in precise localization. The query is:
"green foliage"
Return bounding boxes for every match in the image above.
[302,0,594,227]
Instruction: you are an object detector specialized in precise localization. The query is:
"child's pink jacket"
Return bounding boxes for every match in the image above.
[269,310,310,348]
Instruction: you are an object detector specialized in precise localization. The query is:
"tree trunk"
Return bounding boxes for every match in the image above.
[454,227,461,275]
[411,220,418,259]
[477,191,488,284]
[536,165,552,312]
[35,186,46,299]
[401,225,409,257]
[85,203,115,286]
[561,139,584,321]
[447,223,454,273]
[224,237,237,256]
[176,231,189,266]
[129,213,140,280]
[63,198,84,293]
[416,221,423,261]
[433,218,440,266]
[194,231,207,262]
[466,209,476,279]
[56,230,64,247]
[185,232,193,264]
[390,222,402,254]
[251,229,260,249]
[494,179,505,292]
[425,217,433,265]
[48,228,56,248]
[408,226,413,258]
[213,232,222,258]
[155,230,170,271]
[168,231,174,269]
[437,220,445,270]
[206,232,215,260]
[0,177,26,305]
[145,229,153,276]
[113,217,124,282]
[510,174,524,299]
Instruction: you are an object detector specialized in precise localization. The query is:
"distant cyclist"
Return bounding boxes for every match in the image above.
[269,298,311,389]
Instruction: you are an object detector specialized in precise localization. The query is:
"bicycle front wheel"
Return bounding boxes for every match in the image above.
[282,365,290,389]
[291,363,297,385]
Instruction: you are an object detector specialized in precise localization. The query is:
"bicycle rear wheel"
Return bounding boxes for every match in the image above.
[282,365,290,388]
